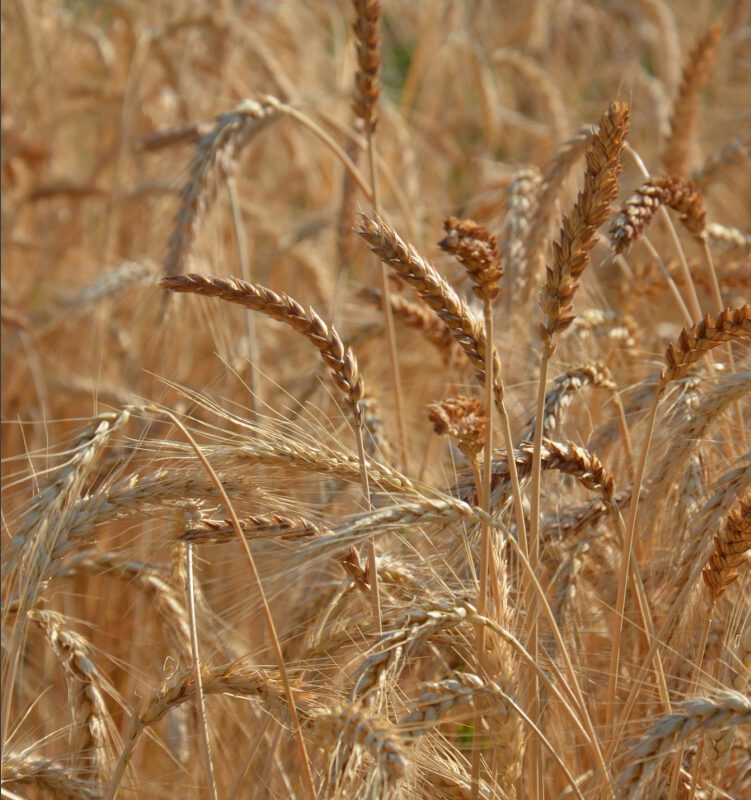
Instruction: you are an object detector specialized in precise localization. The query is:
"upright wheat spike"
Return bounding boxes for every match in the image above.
[663,22,723,176]
[532,103,628,795]
[352,0,409,472]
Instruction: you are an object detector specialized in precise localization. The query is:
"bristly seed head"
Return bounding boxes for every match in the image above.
[439,217,503,301]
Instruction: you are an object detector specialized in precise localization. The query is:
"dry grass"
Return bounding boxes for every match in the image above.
[3,2,750,799]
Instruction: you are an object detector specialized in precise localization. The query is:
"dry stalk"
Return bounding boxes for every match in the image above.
[352,0,409,474]
[530,105,628,787]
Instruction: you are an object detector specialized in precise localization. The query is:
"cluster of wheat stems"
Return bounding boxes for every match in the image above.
[2,1,750,799]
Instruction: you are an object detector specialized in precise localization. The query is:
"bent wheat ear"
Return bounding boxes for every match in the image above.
[161,274,365,422]
[659,304,751,388]
[164,97,282,277]
[702,494,751,600]
[609,175,706,253]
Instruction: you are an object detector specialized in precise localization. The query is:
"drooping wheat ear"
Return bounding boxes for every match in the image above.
[107,662,296,800]
[704,624,751,777]
[161,274,365,422]
[361,394,393,466]
[315,703,407,795]
[459,439,615,507]
[521,125,596,303]
[701,493,751,600]
[139,121,214,152]
[501,167,542,300]
[428,396,487,461]
[543,487,633,541]
[180,515,369,594]
[208,437,415,494]
[359,286,456,361]
[617,691,751,799]
[399,672,522,787]
[551,540,591,629]
[352,1,381,133]
[58,551,192,657]
[351,602,473,702]
[5,406,138,680]
[539,102,630,354]
[705,222,751,252]
[663,22,723,176]
[523,361,616,439]
[608,175,706,253]
[356,213,501,398]
[163,97,282,276]
[29,610,111,782]
[643,373,751,525]
[659,304,751,390]
[439,217,502,301]
[2,751,104,800]
[180,513,330,544]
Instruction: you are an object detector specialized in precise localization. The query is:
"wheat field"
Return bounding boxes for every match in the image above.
[2,1,750,799]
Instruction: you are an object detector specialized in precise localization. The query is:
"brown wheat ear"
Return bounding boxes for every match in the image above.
[352,1,381,133]
[702,493,751,601]
[609,175,706,253]
[428,396,487,460]
[439,216,502,301]
[660,304,751,389]
[161,274,364,422]
[539,101,630,354]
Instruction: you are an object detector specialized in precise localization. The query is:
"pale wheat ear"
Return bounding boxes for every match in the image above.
[663,21,723,176]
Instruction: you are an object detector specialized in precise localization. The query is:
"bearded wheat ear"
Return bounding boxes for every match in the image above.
[527,103,630,766]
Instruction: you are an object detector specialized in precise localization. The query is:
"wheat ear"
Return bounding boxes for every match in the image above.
[617,692,751,799]
[2,751,104,800]
[663,22,723,176]
[609,175,706,253]
[30,610,111,782]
